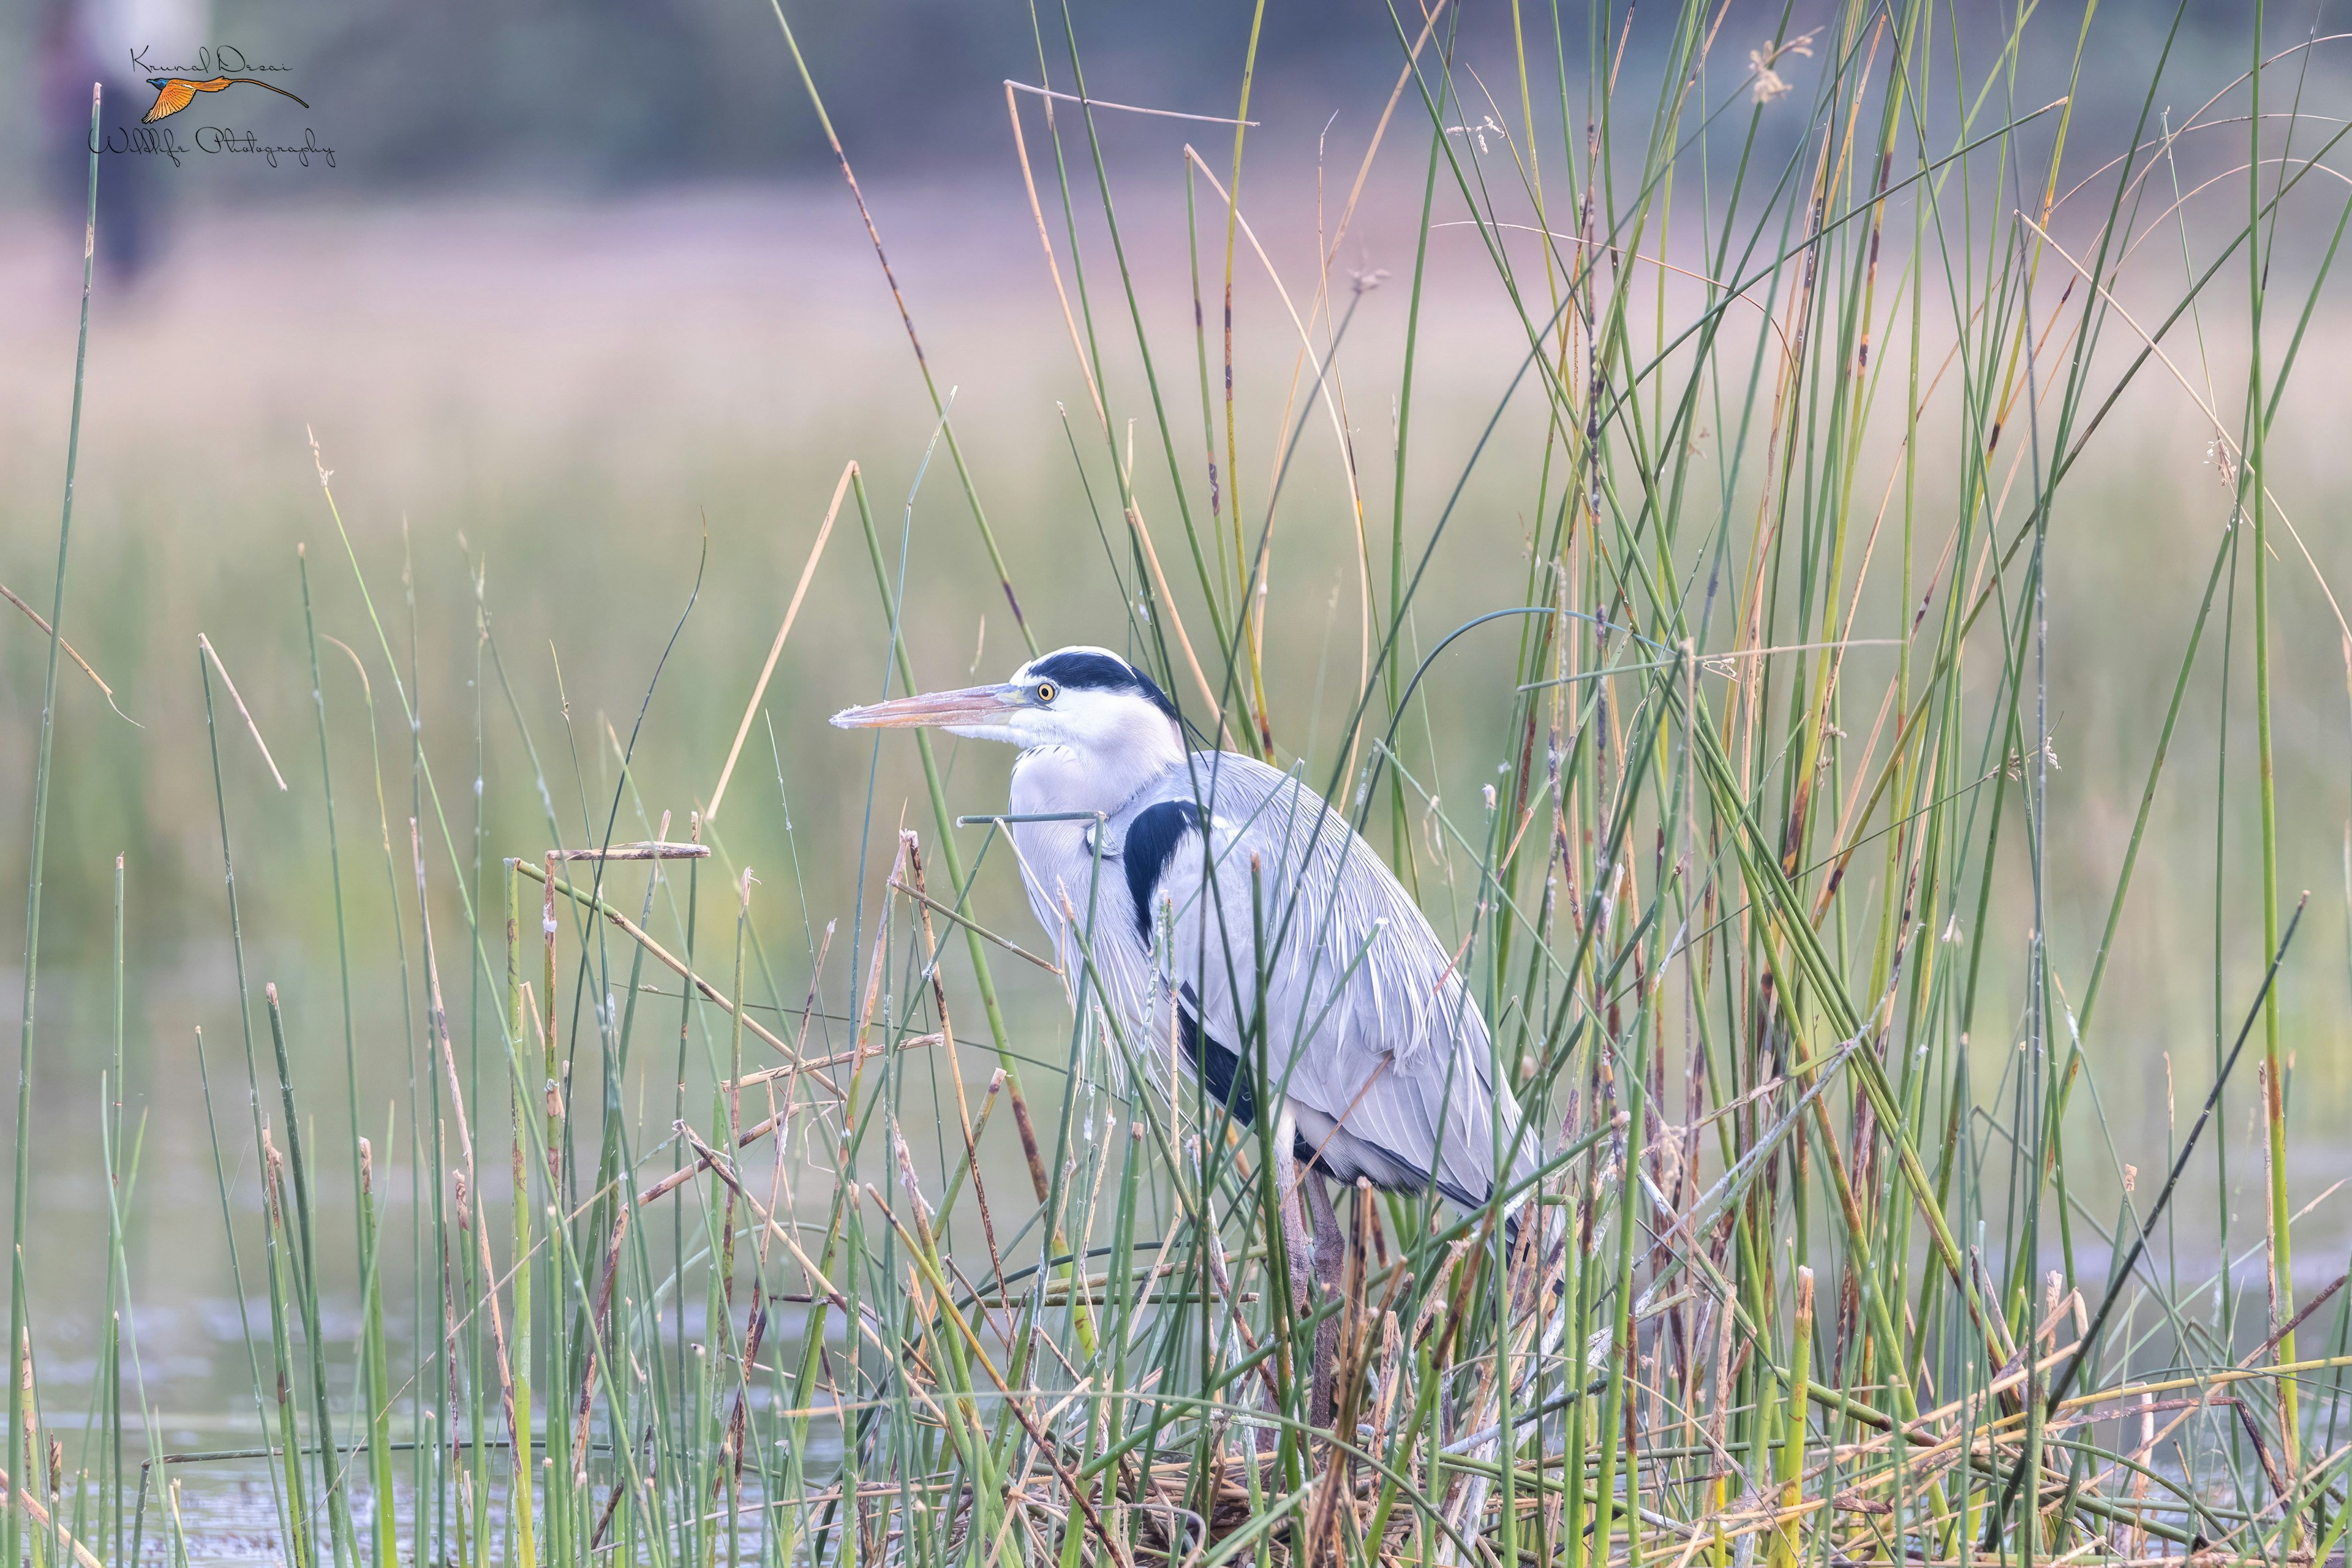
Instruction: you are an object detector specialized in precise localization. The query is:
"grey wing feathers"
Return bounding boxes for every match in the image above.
[1124,752,1539,1212]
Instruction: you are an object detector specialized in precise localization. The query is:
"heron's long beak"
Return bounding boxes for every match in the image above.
[830,684,1022,731]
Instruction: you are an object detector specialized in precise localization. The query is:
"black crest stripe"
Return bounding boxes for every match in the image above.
[1026,650,1134,690]
[1027,650,1180,720]
[1123,799,1200,938]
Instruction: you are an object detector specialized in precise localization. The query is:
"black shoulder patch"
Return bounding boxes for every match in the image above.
[1178,984,1256,1127]
[1123,799,1201,938]
[1028,649,1180,721]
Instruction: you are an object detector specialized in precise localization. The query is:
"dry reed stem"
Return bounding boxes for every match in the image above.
[411,821,522,1495]
[0,580,118,707]
[195,633,286,790]
[706,461,851,823]
[562,842,710,861]
[515,856,844,1098]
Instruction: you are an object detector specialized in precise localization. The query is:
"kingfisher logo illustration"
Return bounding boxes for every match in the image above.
[96,47,334,168]
[140,75,308,124]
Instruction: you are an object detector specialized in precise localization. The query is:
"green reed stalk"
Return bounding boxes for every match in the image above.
[263,986,355,1567]
[100,1082,164,1568]
[2244,3,2302,1497]
[257,1117,315,1568]
[504,862,538,1568]
[195,640,316,1547]
[353,1118,394,1568]
[9,87,100,1568]
[302,550,405,1568]
[104,856,126,1564]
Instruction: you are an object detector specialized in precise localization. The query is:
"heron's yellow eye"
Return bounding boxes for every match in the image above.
[1035,681,1057,704]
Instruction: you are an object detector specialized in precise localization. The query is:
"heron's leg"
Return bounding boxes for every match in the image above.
[1268,1107,1316,1451]
[1303,1168,1345,1433]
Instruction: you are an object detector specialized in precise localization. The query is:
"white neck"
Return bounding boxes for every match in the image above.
[1007,710,1183,820]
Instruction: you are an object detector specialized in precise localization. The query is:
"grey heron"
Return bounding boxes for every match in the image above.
[834,644,1537,1425]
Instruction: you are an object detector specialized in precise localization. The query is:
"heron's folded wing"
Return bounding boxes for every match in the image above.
[1140,752,1538,1204]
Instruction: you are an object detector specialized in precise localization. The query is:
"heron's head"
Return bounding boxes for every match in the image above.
[832,646,1183,759]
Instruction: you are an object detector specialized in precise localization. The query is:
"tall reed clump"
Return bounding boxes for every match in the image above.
[13,2,2352,1566]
